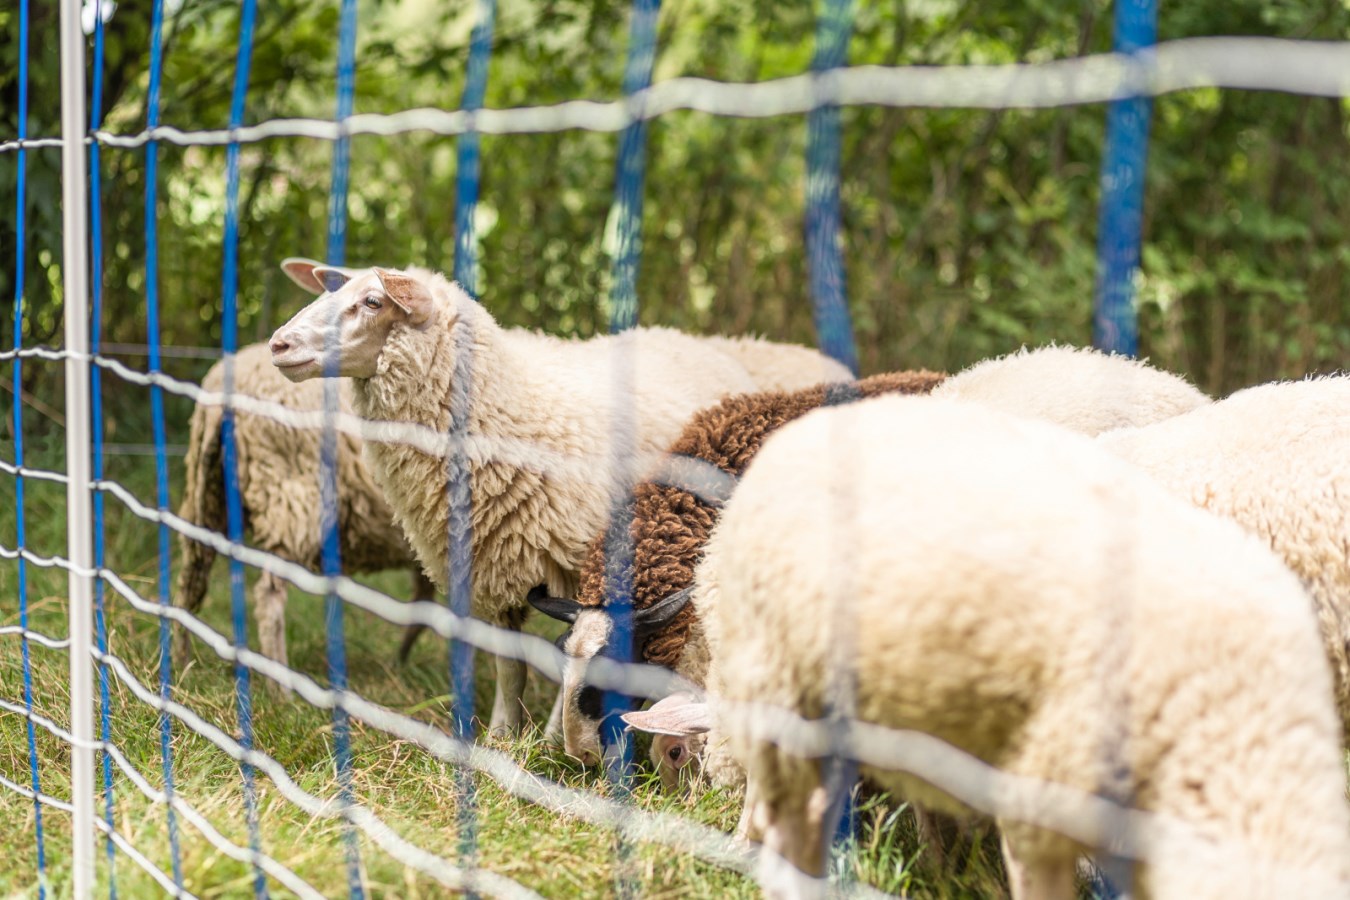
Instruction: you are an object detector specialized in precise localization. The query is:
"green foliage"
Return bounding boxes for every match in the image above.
[1,0,1347,434]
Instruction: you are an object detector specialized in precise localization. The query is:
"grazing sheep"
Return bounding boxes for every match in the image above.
[268,262,759,734]
[176,342,434,670]
[1097,375,1350,734]
[625,395,1350,899]
[931,344,1210,435]
[527,370,947,764]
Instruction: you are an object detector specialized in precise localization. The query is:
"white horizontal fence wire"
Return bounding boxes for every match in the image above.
[0,694,323,899]
[0,769,194,899]
[9,31,1350,898]
[0,627,72,650]
[2,36,1350,157]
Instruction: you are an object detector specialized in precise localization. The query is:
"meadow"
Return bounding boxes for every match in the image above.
[0,421,1008,898]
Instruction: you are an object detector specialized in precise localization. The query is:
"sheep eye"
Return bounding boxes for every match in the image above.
[667,746,682,763]
[363,295,382,310]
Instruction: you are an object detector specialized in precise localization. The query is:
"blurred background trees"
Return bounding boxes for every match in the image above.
[2,0,1348,443]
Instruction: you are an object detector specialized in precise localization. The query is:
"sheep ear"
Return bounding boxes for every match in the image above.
[282,258,360,295]
[621,693,712,736]
[528,586,583,624]
[281,257,327,294]
[373,266,434,327]
[634,586,693,636]
[311,266,360,295]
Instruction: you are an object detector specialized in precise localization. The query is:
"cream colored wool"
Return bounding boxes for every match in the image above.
[275,266,759,732]
[176,342,431,670]
[932,344,1209,435]
[699,334,852,391]
[690,396,1349,899]
[1097,375,1350,735]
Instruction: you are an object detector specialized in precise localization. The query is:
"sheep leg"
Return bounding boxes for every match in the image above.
[753,774,832,900]
[999,831,1077,900]
[255,572,292,696]
[488,653,527,737]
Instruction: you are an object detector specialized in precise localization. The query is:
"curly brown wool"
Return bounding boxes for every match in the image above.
[576,368,947,669]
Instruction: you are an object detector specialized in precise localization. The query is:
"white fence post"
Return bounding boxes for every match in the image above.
[60,0,96,895]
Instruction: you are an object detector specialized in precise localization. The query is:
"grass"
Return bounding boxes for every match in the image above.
[0,432,1010,899]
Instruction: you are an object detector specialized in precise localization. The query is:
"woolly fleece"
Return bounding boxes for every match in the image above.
[176,342,426,666]
[931,344,1209,435]
[337,268,759,634]
[1098,375,1350,734]
[701,394,1350,898]
[574,369,947,672]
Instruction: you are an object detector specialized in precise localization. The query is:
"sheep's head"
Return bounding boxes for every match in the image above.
[620,693,712,792]
[529,587,693,767]
[269,258,440,381]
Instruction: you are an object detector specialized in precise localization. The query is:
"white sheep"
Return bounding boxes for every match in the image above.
[1097,375,1350,734]
[176,341,434,672]
[268,262,761,734]
[281,258,853,395]
[931,344,1210,434]
[625,395,1350,899]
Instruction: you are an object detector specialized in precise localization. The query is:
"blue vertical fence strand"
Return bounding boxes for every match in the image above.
[219,1,267,896]
[606,0,661,336]
[1093,0,1158,356]
[449,1,497,890]
[12,0,47,894]
[807,0,860,873]
[88,1,120,893]
[324,0,365,894]
[805,0,859,376]
[143,0,186,887]
[601,3,660,897]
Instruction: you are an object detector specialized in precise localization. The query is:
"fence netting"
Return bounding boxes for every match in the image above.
[4,0,1350,897]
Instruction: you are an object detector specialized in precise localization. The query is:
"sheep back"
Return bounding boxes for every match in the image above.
[1098,375,1350,729]
[931,344,1209,435]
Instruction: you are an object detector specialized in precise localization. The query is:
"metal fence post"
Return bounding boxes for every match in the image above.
[60,0,96,895]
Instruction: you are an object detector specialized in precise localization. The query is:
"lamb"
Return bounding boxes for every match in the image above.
[526,369,948,764]
[176,341,434,672]
[931,343,1210,435]
[268,261,763,734]
[1096,375,1350,734]
[624,395,1350,899]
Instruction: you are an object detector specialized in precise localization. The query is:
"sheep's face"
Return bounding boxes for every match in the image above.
[559,609,614,766]
[270,264,435,381]
[621,693,712,793]
[528,586,696,768]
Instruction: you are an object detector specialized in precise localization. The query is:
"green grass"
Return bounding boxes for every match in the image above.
[0,436,1009,899]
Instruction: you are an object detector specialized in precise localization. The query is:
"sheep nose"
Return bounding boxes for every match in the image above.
[269,332,292,355]
[577,748,599,767]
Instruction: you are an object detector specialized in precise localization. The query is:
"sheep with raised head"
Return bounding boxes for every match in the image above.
[1097,375,1350,733]
[931,344,1210,434]
[268,261,762,734]
[280,257,854,396]
[526,369,947,764]
[176,341,434,672]
[624,395,1350,899]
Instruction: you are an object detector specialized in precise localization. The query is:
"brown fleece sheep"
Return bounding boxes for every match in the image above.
[531,369,946,763]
